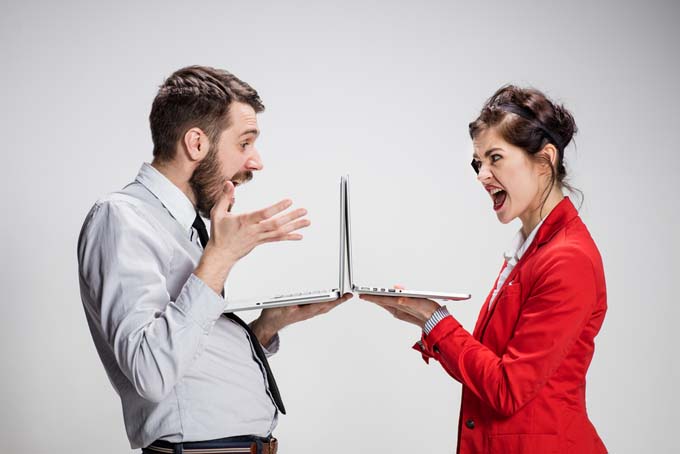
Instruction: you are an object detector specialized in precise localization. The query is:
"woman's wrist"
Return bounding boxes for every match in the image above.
[424,306,451,334]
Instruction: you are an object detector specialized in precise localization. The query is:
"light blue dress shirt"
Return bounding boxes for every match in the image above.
[78,163,278,449]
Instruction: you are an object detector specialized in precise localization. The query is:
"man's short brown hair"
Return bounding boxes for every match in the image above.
[149,65,265,162]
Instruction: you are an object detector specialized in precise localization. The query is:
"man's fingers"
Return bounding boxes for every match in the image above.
[300,295,349,316]
[312,300,342,316]
[258,208,308,232]
[260,233,304,244]
[247,199,293,223]
[211,181,235,219]
[289,298,343,322]
[259,218,311,242]
[339,292,354,302]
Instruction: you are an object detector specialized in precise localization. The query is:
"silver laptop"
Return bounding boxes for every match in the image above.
[223,178,346,313]
[344,175,471,301]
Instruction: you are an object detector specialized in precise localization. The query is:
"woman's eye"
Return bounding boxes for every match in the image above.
[491,154,501,163]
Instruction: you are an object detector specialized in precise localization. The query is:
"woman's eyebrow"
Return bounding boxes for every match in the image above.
[472,147,503,160]
[484,147,503,157]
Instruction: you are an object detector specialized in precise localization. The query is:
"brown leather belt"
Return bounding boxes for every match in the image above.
[145,437,277,454]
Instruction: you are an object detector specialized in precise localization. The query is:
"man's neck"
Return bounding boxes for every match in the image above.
[151,159,197,206]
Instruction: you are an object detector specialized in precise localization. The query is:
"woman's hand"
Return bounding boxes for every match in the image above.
[360,285,440,329]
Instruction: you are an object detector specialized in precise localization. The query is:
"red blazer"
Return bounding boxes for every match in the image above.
[416,198,607,454]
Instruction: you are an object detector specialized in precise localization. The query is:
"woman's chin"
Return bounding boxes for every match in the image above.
[495,207,514,224]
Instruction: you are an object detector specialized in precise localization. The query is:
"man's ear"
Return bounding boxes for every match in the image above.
[182,127,209,162]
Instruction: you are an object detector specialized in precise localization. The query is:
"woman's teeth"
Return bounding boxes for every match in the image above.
[492,189,506,210]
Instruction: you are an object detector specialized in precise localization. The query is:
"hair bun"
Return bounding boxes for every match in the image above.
[551,103,577,149]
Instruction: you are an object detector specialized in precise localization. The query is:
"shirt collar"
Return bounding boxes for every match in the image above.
[135,163,197,233]
[503,218,545,263]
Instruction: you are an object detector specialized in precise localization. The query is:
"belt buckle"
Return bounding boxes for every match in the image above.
[266,437,278,454]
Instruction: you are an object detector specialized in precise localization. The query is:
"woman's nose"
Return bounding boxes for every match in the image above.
[476,163,492,182]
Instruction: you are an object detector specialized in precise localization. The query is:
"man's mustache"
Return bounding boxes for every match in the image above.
[231,171,253,186]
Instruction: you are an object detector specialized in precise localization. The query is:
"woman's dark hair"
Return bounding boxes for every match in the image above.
[469,85,582,208]
[149,65,265,163]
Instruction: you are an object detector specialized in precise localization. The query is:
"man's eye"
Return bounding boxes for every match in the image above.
[240,142,249,149]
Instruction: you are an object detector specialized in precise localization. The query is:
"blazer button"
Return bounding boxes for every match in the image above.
[433,345,440,353]
[465,419,475,429]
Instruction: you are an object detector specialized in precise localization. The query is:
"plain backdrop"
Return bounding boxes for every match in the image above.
[1,0,678,452]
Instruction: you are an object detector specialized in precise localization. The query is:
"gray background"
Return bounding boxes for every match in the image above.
[1,0,678,452]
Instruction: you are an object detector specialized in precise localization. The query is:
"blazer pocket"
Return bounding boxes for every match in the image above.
[488,433,560,454]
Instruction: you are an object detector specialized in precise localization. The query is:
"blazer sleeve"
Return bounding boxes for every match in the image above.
[417,246,598,417]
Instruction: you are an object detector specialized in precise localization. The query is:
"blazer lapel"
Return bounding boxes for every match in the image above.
[473,261,506,339]
[474,197,579,342]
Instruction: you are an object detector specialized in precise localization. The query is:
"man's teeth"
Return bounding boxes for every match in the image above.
[490,188,503,195]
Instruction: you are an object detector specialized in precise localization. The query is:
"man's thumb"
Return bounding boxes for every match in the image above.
[214,181,235,215]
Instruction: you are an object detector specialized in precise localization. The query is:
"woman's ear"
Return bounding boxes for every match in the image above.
[538,143,558,174]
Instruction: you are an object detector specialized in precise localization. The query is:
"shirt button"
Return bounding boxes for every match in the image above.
[433,345,440,353]
[465,419,475,429]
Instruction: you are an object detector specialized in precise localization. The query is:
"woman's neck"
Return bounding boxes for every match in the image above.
[520,185,564,238]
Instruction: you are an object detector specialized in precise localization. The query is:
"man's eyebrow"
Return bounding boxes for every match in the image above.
[472,147,503,160]
[239,129,260,138]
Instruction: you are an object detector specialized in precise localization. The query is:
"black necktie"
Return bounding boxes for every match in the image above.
[192,214,286,414]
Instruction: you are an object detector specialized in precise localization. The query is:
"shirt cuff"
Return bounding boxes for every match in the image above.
[174,274,228,331]
[423,306,451,335]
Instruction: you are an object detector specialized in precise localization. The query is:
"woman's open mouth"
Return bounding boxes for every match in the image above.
[490,188,507,211]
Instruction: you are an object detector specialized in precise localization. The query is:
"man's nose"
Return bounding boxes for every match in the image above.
[246,148,264,171]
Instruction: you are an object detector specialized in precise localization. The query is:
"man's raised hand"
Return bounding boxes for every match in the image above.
[195,181,310,295]
[207,181,311,265]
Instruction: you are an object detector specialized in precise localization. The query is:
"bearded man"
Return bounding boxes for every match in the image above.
[77,66,349,453]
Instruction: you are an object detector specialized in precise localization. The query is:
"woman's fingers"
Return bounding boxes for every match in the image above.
[372,302,423,326]
[359,294,424,309]
[360,294,439,322]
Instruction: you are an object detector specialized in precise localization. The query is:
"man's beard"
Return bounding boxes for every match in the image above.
[189,146,253,218]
